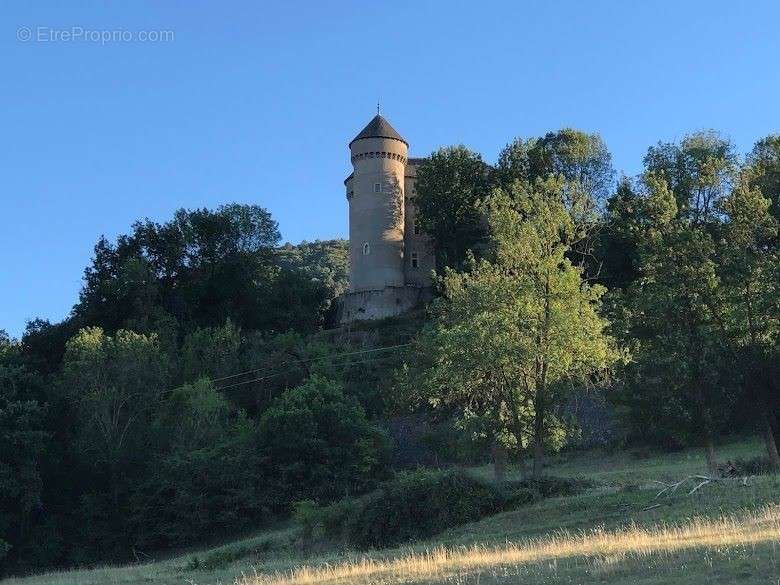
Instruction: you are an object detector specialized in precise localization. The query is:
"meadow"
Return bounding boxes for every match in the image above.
[5,437,778,585]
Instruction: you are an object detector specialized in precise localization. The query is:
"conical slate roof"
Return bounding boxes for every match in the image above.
[350,114,408,146]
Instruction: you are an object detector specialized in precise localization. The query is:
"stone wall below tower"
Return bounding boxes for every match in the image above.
[338,286,432,324]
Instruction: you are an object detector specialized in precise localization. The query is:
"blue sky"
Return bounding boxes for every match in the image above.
[2,1,779,338]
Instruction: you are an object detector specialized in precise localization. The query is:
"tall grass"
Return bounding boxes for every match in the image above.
[238,505,780,585]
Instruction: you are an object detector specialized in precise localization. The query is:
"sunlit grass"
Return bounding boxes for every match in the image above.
[4,438,777,585]
[237,506,780,585]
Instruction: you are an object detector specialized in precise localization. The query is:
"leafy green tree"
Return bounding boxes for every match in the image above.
[401,257,535,480]
[643,131,737,224]
[498,128,614,207]
[62,328,169,477]
[625,176,731,471]
[277,239,349,299]
[178,320,242,384]
[596,176,644,291]
[717,177,780,467]
[610,136,745,460]
[60,327,169,555]
[498,129,614,275]
[0,333,49,571]
[131,379,260,549]
[409,179,621,478]
[230,331,336,415]
[258,375,389,504]
[20,319,78,376]
[261,266,331,334]
[415,146,493,270]
[746,135,780,221]
[75,204,283,333]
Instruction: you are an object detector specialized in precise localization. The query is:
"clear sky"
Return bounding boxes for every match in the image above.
[2,1,779,338]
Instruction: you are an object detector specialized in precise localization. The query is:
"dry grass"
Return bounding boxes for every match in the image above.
[5,439,777,585]
[237,505,780,585]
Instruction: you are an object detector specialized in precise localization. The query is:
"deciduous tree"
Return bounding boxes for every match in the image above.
[415,146,493,271]
[408,179,621,478]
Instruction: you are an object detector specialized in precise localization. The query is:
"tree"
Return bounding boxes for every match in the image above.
[717,177,780,467]
[62,328,169,475]
[408,179,621,478]
[276,239,349,299]
[415,146,493,270]
[178,320,242,384]
[746,135,780,221]
[596,176,644,291]
[0,333,48,571]
[626,176,731,472]
[498,129,614,275]
[643,131,737,225]
[74,204,283,333]
[130,379,260,549]
[258,375,389,504]
[498,128,614,208]
[402,257,536,481]
[611,136,744,463]
[60,327,169,555]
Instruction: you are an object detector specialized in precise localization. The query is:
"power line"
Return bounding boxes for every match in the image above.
[209,343,412,384]
[163,342,413,397]
[214,351,405,394]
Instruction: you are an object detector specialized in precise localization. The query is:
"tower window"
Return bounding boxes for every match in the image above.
[413,217,421,235]
[411,251,419,268]
[374,182,381,193]
[362,242,370,255]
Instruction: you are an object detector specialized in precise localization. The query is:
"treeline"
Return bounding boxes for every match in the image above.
[409,130,779,477]
[1,129,778,576]
[0,208,379,572]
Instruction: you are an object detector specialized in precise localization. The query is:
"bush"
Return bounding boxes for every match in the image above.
[301,469,505,549]
[295,470,594,550]
[129,430,266,551]
[258,376,390,508]
[504,487,541,507]
[186,540,273,571]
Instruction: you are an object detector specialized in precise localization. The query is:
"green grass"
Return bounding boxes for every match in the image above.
[5,437,778,585]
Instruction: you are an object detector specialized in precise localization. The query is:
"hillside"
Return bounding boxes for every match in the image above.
[7,437,778,585]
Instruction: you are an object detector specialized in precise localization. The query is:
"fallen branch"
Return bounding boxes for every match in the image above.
[652,474,750,499]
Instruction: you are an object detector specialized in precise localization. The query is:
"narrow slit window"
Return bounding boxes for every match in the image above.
[411,251,419,268]
[413,217,421,235]
[362,242,370,255]
[374,182,381,193]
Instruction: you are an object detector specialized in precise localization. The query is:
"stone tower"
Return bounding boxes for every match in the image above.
[347,114,408,291]
[340,114,435,323]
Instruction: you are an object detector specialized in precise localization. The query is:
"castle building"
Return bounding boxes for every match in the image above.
[340,114,435,323]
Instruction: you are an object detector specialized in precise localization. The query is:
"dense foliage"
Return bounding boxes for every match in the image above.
[1,129,778,576]
[295,469,506,549]
[294,469,591,549]
[403,178,622,478]
[411,129,778,476]
[0,207,364,573]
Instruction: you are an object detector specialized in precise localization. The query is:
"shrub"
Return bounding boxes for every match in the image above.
[258,376,390,508]
[186,540,274,571]
[296,471,593,550]
[504,487,541,507]
[304,469,505,549]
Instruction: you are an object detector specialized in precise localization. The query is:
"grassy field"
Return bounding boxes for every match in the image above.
[5,438,779,585]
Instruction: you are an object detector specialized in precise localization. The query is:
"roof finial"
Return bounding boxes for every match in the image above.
[377,100,380,116]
